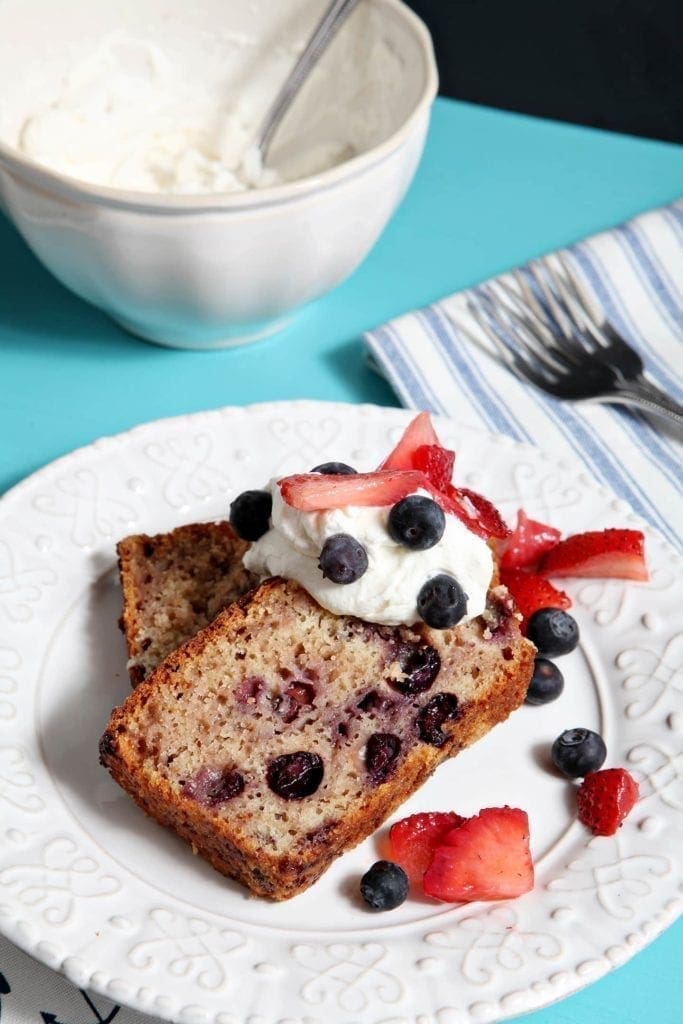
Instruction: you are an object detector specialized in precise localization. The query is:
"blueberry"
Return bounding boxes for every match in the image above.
[390,641,441,695]
[229,489,272,541]
[318,533,368,584]
[551,728,607,778]
[527,608,579,657]
[311,461,357,475]
[365,733,401,783]
[182,766,245,806]
[525,658,564,705]
[360,860,409,910]
[417,574,468,629]
[388,495,446,550]
[416,692,460,746]
[266,751,324,799]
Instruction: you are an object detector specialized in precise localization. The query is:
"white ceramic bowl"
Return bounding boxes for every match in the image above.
[0,0,437,349]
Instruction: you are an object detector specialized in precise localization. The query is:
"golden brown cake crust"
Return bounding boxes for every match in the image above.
[117,521,257,685]
[101,578,534,901]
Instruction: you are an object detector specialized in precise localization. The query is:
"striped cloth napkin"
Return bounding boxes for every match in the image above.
[365,201,683,552]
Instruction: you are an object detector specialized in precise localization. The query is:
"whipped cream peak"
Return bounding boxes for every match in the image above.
[243,482,493,628]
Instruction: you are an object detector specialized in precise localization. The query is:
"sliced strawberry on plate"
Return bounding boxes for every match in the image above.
[278,470,428,511]
[440,485,511,540]
[500,509,562,571]
[423,806,534,902]
[576,768,639,836]
[412,444,456,491]
[500,568,571,626]
[539,528,648,581]
[379,412,441,471]
[389,811,465,885]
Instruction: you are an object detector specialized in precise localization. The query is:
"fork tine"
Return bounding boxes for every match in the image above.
[543,255,607,349]
[527,261,575,339]
[487,279,574,371]
[500,272,590,372]
[555,252,605,326]
[471,287,567,380]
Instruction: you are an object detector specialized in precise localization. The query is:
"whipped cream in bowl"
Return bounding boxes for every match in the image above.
[0,0,437,348]
[243,482,494,629]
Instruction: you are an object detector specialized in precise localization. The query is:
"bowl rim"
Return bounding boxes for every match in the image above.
[0,0,438,215]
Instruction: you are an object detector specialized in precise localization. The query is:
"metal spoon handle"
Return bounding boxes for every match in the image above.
[253,0,363,161]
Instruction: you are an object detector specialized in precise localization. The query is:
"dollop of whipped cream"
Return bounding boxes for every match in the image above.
[243,484,493,627]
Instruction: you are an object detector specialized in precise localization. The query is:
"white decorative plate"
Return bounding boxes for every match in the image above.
[0,400,680,1024]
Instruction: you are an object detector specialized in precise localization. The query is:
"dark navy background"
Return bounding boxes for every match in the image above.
[407,0,682,143]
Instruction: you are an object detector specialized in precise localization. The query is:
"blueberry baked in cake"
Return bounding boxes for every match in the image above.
[101,414,535,899]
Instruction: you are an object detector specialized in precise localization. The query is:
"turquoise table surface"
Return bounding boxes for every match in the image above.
[1,97,681,1022]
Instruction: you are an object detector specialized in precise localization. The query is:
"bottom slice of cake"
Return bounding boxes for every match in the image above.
[101,577,534,900]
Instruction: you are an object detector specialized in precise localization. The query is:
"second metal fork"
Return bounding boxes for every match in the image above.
[467,256,683,428]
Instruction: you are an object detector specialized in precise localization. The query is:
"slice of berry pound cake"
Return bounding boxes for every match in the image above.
[101,577,534,900]
[118,522,257,685]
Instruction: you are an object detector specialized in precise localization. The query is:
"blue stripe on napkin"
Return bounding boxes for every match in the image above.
[365,201,683,551]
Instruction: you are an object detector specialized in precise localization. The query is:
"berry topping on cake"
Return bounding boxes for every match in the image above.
[266,751,324,800]
[442,486,512,540]
[500,571,572,628]
[423,806,534,902]
[551,728,607,778]
[417,574,468,628]
[539,528,648,580]
[388,495,446,550]
[411,444,456,491]
[311,461,357,475]
[229,489,272,541]
[360,860,409,910]
[526,608,579,656]
[416,693,460,746]
[389,811,465,884]
[279,469,427,511]
[576,768,639,835]
[379,412,441,471]
[318,533,369,584]
[525,658,564,705]
[500,509,562,570]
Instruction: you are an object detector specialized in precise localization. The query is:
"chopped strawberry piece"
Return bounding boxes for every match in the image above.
[441,485,511,540]
[379,412,441,471]
[540,529,648,581]
[278,470,428,511]
[389,811,465,885]
[577,768,639,836]
[500,509,562,571]
[500,569,571,627]
[423,807,534,902]
[412,444,456,491]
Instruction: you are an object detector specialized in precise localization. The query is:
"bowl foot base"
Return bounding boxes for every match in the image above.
[109,312,294,350]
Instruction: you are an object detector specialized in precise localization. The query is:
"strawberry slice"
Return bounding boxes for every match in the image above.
[577,768,639,836]
[500,568,571,627]
[412,444,456,491]
[423,807,534,902]
[440,485,511,540]
[540,529,648,581]
[379,412,441,471]
[389,811,465,885]
[278,470,428,511]
[500,509,562,571]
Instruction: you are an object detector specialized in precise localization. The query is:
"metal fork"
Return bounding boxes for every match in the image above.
[467,255,683,428]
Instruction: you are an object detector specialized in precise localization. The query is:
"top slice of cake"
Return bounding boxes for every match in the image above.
[117,521,257,685]
[101,577,534,900]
